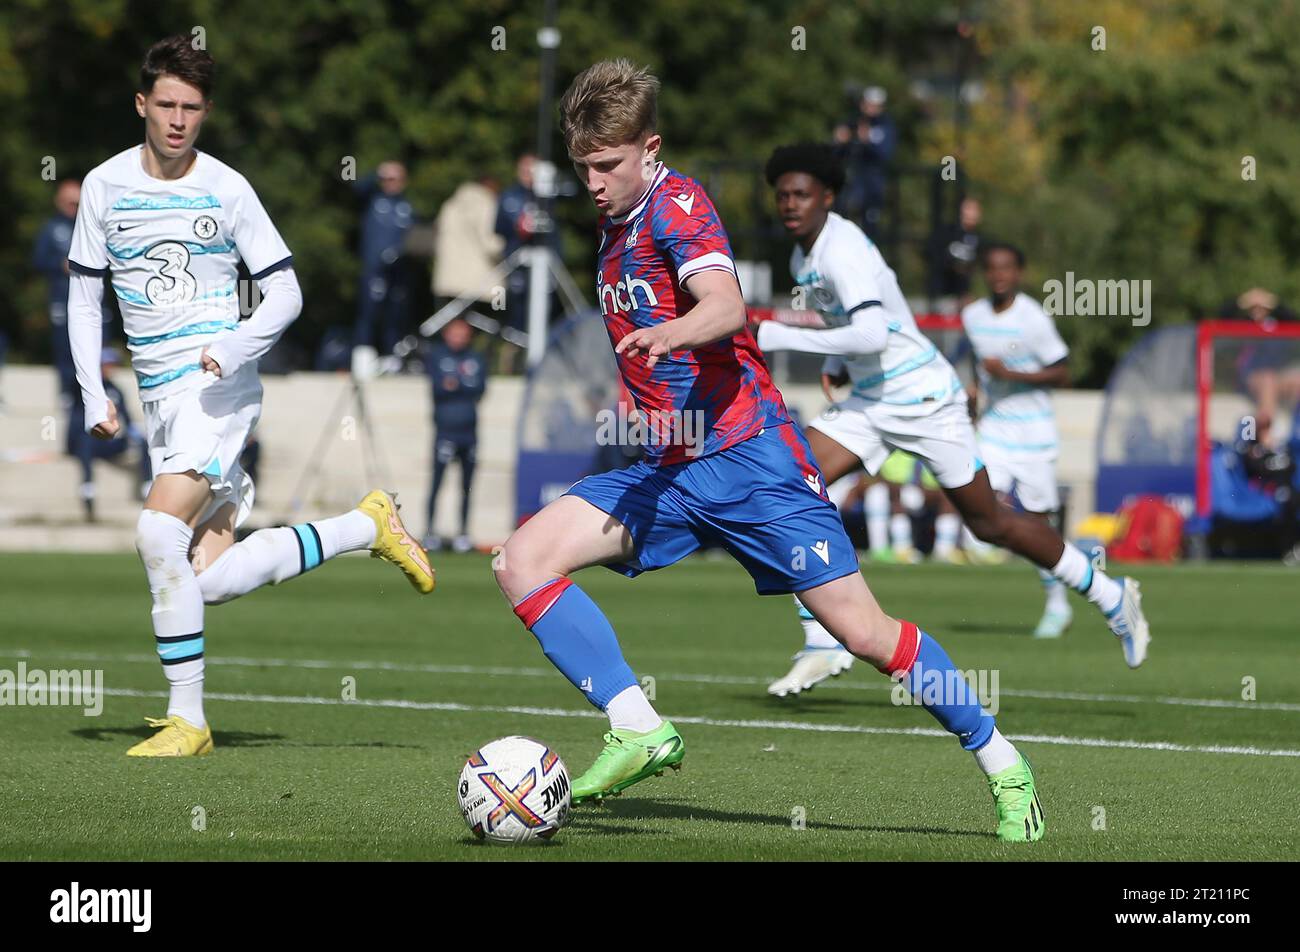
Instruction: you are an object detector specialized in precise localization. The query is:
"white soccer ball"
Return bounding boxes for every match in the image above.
[457,736,571,844]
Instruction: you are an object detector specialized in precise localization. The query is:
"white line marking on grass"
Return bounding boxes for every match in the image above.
[95,687,1300,759]
[12,648,1300,714]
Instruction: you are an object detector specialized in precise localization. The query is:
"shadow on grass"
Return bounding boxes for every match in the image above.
[569,796,990,838]
[72,724,282,747]
[72,724,423,750]
[251,739,426,750]
[751,692,893,713]
[947,621,1032,637]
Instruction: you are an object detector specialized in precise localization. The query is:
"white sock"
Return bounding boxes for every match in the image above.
[168,682,205,728]
[826,474,857,510]
[605,684,662,733]
[973,728,1020,776]
[865,483,890,553]
[312,509,376,556]
[963,525,996,557]
[196,511,377,605]
[136,510,206,728]
[890,512,912,550]
[934,514,961,558]
[1051,544,1122,613]
[899,482,925,514]
[794,596,840,649]
[1039,569,1070,613]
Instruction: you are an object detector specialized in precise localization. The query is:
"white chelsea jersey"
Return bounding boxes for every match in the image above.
[793,212,962,413]
[961,293,1069,458]
[68,146,292,401]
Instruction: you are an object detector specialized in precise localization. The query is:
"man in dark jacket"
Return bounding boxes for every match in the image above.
[354,160,414,357]
[425,318,486,552]
[834,86,897,238]
[32,178,84,398]
[926,197,984,307]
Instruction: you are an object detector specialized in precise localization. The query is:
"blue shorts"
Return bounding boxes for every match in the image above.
[565,423,861,595]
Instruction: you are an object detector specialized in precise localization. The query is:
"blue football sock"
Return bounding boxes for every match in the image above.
[891,622,996,751]
[513,578,637,709]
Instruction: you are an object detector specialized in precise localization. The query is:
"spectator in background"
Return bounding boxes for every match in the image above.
[424,317,486,553]
[833,86,897,238]
[32,178,84,400]
[495,154,540,371]
[1220,288,1300,446]
[433,173,504,312]
[33,178,114,462]
[926,196,984,311]
[70,347,151,521]
[1219,287,1297,326]
[354,160,414,358]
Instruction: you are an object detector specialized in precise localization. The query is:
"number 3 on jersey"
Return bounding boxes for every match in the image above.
[144,240,198,306]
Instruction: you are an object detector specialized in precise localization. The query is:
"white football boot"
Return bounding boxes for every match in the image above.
[1105,577,1151,668]
[767,647,855,698]
[1032,605,1073,639]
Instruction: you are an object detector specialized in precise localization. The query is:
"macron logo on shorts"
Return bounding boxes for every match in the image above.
[803,472,822,495]
[811,540,831,565]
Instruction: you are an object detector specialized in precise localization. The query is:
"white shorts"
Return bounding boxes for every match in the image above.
[807,395,979,490]
[142,367,262,528]
[978,443,1060,513]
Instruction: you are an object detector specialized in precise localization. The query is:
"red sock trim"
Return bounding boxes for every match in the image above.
[880,620,921,677]
[513,578,573,629]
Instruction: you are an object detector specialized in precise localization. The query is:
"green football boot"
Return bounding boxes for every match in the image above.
[870,547,899,565]
[571,720,685,804]
[987,754,1045,842]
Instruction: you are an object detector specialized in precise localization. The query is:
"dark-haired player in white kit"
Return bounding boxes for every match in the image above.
[68,36,434,757]
[753,144,1149,697]
[962,242,1075,639]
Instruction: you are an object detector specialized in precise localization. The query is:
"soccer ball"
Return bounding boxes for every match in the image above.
[457,736,571,844]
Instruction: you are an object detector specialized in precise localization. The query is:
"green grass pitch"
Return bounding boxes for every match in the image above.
[2,551,1297,861]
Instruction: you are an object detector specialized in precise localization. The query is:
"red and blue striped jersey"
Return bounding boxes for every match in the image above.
[595,164,790,466]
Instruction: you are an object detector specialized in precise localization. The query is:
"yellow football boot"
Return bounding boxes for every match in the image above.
[126,715,213,757]
[358,489,436,594]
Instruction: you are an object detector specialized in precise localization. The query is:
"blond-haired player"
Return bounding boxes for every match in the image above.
[492,61,1046,842]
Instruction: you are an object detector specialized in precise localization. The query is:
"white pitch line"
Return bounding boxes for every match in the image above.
[10,648,1300,713]
[85,686,1300,758]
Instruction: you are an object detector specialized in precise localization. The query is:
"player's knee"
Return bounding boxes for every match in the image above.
[837,610,899,666]
[135,509,191,569]
[492,535,543,602]
[967,510,1010,547]
[868,613,905,666]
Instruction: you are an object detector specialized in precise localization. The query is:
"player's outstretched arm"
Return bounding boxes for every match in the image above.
[203,268,303,378]
[67,271,115,437]
[616,270,746,370]
[755,303,890,357]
